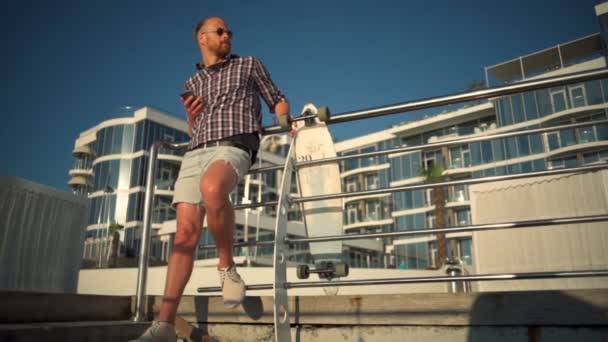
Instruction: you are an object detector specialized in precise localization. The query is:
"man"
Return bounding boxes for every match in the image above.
[132,16,290,342]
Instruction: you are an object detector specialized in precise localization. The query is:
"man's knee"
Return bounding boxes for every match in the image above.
[200,160,238,210]
[200,183,230,210]
[174,222,201,250]
[174,204,203,249]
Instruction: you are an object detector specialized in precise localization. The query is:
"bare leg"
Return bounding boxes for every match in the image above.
[158,203,205,323]
[200,160,239,269]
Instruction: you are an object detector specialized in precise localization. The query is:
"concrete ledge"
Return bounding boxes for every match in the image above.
[167,289,608,326]
[0,291,132,323]
[2,322,606,342]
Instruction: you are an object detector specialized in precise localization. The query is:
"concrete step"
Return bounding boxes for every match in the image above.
[3,289,608,341]
[0,321,149,342]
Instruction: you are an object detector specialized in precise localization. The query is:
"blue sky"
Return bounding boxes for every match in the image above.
[2,0,602,191]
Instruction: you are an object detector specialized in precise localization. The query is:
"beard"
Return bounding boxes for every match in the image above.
[213,41,231,58]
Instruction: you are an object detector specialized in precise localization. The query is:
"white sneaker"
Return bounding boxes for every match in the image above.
[129,321,177,342]
[218,264,246,308]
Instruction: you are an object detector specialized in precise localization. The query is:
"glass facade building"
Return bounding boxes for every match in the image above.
[335,33,608,270]
[69,107,189,263]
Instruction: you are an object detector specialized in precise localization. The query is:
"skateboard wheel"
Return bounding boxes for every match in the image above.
[317,106,331,122]
[297,264,310,279]
[278,114,292,130]
[335,263,349,278]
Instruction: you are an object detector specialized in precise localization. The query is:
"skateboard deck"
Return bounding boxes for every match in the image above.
[294,103,344,266]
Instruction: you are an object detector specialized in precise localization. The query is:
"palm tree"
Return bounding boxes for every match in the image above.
[420,162,448,268]
[107,223,124,268]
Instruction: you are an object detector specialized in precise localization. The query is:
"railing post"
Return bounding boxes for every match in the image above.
[133,143,160,322]
[273,139,295,342]
[445,257,465,293]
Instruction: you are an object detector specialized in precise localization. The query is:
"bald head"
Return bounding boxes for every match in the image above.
[194,17,225,40]
[194,16,232,63]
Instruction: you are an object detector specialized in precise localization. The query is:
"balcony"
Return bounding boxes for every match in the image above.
[68,168,94,177]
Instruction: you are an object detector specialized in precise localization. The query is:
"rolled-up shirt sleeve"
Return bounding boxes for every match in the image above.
[252,57,284,113]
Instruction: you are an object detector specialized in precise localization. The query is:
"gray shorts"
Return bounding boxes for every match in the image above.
[172,146,251,207]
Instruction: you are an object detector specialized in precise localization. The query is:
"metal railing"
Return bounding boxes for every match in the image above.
[131,67,608,341]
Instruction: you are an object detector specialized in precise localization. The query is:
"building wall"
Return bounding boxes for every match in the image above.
[469,170,608,291]
[0,176,88,293]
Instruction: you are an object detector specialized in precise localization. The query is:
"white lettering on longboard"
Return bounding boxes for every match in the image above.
[297,154,312,162]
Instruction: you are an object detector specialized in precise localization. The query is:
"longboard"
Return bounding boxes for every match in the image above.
[293,103,349,284]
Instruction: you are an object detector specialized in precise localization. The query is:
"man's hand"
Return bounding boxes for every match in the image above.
[274,99,298,135]
[182,95,203,137]
[182,95,204,121]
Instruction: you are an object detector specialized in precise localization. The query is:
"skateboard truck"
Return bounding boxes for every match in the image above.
[277,106,331,129]
[296,261,349,280]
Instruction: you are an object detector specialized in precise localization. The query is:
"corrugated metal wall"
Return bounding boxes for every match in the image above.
[469,169,608,291]
[0,176,88,293]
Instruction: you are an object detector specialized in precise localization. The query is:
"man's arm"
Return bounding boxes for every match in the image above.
[252,57,286,113]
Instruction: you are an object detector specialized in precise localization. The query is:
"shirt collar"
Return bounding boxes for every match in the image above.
[195,54,239,71]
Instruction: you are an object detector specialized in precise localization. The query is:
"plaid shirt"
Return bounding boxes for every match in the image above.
[184,55,284,150]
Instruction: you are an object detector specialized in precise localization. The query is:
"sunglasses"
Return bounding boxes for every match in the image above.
[200,28,233,39]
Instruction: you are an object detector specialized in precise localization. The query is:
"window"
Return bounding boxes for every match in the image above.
[505,137,518,159]
[346,203,360,225]
[449,184,468,202]
[511,94,525,123]
[546,132,560,151]
[536,89,553,117]
[454,209,471,226]
[424,150,442,169]
[530,134,544,154]
[470,143,482,165]
[568,84,587,108]
[459,238,473,265]
[360,146,376,167]
[578,126,596,144]
[365,173,379,190]
[498,98,513,126]
[343,151,358,171]
[583,80,602,105]
[548,158,565,170]
[449,145,470,168]
[366,200,381,220]
[524,91,539,120]
[481,141,494,163]
[550,88,568,113]
[560,129,576,147]
[517,135,530,156]
[346,177,359,192]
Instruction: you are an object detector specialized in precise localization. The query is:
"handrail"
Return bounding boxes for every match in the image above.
[248,119,608,174]
[133,67,608,326]
[197,270,608,293]
[264,68,608,134]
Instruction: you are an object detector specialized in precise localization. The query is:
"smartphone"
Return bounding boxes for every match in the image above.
[180,90,194,100]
